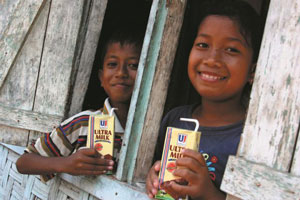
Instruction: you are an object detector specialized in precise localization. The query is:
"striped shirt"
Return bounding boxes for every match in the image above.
[26,98,124,181]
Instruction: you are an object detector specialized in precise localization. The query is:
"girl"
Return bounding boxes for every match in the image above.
[146,0,263,199]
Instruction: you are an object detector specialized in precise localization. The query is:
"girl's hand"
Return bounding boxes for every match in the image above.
[162,149,225,200]
[146,160,161,199]
[60,148,114,176]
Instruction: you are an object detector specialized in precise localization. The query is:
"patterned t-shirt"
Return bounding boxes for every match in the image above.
[25,98,124,182]
[154,104,244,188]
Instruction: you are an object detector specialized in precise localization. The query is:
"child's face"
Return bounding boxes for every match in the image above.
[99,42,140,105]
[188,15,255,102]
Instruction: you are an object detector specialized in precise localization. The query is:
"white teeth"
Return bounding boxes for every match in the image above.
[201,73,223,80]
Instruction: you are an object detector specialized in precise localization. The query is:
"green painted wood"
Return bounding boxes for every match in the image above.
[115,0,167,182]
[222,156,300,200]
[133,0,187,183]
[0,0,46,88]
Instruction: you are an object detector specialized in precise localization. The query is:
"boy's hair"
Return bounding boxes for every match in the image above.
[192,0,264,63]
[99,25,145,69]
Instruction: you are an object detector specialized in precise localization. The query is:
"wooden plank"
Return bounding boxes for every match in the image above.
[34,0,84,116]
[0,0,46,88]
[115,0,167,181]
[133,0,187,183]
[291,126,300,176]
[0,1,50,146]
[60,174,149,200]
[236,0,300,172]
[0,105,63,133]
[68,0,108,117]
[221,156,300,200]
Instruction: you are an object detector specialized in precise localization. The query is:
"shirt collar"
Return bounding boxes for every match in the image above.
[103,98,125,133]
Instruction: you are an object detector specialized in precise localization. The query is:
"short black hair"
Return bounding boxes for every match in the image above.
[99,26,145,69]
[191,0,264,63]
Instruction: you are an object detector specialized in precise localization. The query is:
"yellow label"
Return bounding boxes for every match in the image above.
[87,115,115,159]
[158,127,201,184]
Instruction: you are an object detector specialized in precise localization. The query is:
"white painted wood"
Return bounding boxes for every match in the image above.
[0,0,46,88]
[237,0,300,171]
[291,127,300,176]
[60,174,150,200]
[68,0,108,117]
[0,0,50,145]
[0,105,62,133]
[222,156,300,200]
[34,0,84,116]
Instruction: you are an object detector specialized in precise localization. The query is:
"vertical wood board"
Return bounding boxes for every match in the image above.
[237,0,300,171]
[133,0,187,182]
[0,0,46,88]
[116,0,167,181]
[0,1,50,146]
[34,0,84,116]
[68,0,107,117]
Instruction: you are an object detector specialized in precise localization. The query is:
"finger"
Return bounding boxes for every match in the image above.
[79,148,102,157]
[154,160,161,172]
[166,181,190,198]
[181,149,206,165]
[75,162,113,172]
[176,157,204,173]
[172,168,196,183]
[162,181,182,200]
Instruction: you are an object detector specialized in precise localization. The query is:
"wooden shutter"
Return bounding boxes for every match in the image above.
[221,0,300,199]
[0,0,107,146]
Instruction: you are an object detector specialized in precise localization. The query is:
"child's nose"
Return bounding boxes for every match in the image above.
[116,64,129,77]
[202,49,222,68]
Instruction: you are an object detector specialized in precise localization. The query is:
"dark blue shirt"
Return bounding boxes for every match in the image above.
[155,104,244,188]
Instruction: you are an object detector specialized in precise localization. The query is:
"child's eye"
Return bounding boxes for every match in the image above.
[225,47,240,54]
[128,63,139,70]
[196,43,209,49]
[107,62,118,68]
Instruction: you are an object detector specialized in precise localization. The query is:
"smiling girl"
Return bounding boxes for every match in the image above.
[146,0,264,199]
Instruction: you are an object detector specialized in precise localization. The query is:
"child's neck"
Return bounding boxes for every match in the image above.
[193,98,246,127]
[110,101,129,129]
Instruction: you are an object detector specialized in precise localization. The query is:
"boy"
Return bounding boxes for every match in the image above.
[16,30,144,181]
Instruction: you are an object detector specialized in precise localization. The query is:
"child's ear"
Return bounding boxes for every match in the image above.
[248,63,256,85]
[99,69,103,87]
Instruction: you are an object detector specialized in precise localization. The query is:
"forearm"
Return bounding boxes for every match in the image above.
[16,153,64,175]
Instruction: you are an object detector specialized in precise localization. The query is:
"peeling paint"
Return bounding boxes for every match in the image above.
[286,75,291,87]
[280,35,286,44]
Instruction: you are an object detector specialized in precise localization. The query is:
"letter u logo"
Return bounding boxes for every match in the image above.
[178,134,186,143]
[100,120,107,127]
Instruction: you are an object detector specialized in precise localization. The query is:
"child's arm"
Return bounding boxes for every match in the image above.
[146,160,161,198]
[162,149,226,200]
[16,148,114,176]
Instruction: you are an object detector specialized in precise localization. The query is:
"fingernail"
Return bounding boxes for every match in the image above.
[102,170,107,173]
[108,166,113,170]
[109,160,114,165]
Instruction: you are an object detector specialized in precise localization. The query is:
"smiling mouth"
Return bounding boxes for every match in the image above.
[199,72,227,81]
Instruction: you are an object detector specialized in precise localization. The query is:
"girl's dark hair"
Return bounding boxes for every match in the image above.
[191,0,264,63]
[189,0,265,107]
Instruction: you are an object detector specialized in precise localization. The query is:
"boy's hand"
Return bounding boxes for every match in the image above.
[162,149,225,200]
[146,160,161,199]
[60,148,114,176]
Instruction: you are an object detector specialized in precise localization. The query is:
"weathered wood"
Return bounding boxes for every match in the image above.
[0,1,50,146]
[236,0,300,171]
[133,0,187,183]
[0,105,62,133]
[222,0,300,198]
[33,0,84,116]
[0,0,46,88]
[115,0,166,181]
[60,173,149,200]
[291,126,300,176]
[222,156,300,200]
[68,0,108,117]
